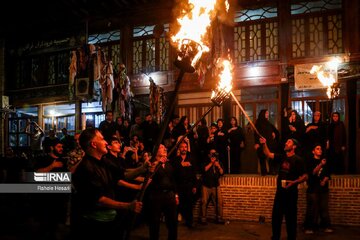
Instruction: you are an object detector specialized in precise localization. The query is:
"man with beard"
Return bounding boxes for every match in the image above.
[172,140,197,228]
[259,137,307,240]
[141,113,159,152]
[71,128,142,239]
[99,110,118,141]
[33,138,69,239]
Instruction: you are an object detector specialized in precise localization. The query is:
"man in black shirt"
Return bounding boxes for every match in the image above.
[99,110,117,141]
[33,138,68,239]
[71,128,142,239]
[260,137,307,240]
[172,141,197,228]
[147,144,178,240]
[200,148,224,224]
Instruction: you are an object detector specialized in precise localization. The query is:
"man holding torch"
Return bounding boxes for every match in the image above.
[259,137,307,240]
[147,144,178,240]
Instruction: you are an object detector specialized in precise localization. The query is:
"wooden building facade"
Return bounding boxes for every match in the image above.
[0,0,359,172]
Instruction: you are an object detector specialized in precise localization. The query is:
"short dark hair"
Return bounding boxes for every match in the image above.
[107,136,120,145]
[208,148,217,153]
[312,142,322,150]
[171,114,180,120]
[290,138,300,147]
[79,128,99,151]
[50,138,62,147]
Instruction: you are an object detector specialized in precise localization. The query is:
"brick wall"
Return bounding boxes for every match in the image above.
[194,175,360,226]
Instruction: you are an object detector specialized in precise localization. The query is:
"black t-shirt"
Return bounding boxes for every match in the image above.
[274,153,305,190]
[172,154,197,188]
[148,161,177,193]
[102,153,125,181]
[306,157,330,193]
[72,155,118,215]
[201,158,223,188]
[34,154,68,172]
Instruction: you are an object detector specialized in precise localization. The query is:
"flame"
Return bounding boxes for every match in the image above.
[211,58,233,100]
[310,65,336,99]
[171,0,218,66]
[225,0,229,12]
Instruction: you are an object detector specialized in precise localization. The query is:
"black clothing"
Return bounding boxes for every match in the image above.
[228,126,245,174]
[4,155,29,183]
[275,153,305,190]
[272,189,298,240]
[148,191,178,240]
[33,154,69,239]
[327,120,346,174]
[272,153,305,240]
[103,153,135,239]
[283,118,305,146]
[304,157,331,231]
[255,116,280,175]
[103,153,125,182]
[304,121,327,159]
[172,154,197,227]
[214,128,229,173]
[149,161,177,193]
[196,125,209,163]
[306,157,330,193]
[71,154,120,239]
[141,120,159,152]
[72,154,117,217]
[147,161,178,240]
[119,125,131,145]
[201,159,223,188]
[99,120,117,141]
[60,134,76,154]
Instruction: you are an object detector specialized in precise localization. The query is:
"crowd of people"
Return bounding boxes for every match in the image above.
[0,108,347,239]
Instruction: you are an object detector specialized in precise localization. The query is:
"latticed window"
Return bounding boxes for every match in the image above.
[291,0,343,58]
[31,57,41,86]
[57,52,69,84]
[132,24,170,74]
[48,55,56,84]
[88,30,121,73]
[46,52,69,85]
[234,7,278,63]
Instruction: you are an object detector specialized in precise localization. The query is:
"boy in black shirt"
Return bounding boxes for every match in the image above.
[304,144,332,234]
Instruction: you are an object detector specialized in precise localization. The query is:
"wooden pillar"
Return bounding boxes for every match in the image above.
[278,0,292,135]
[75,100,82,131]
[37,105,43,129]
[121,25,132,72]
[343,0,360,56]
[278,0,292,63]
[343,0,360,174]
[346,79,357,174]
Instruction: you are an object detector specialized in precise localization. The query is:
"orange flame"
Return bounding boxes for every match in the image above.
[211,58,233,99]
[225,0,229,12]
[171,0,218,66]
[310,65,336,99]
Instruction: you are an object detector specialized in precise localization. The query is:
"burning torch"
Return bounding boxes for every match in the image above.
[125,3,220,238]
